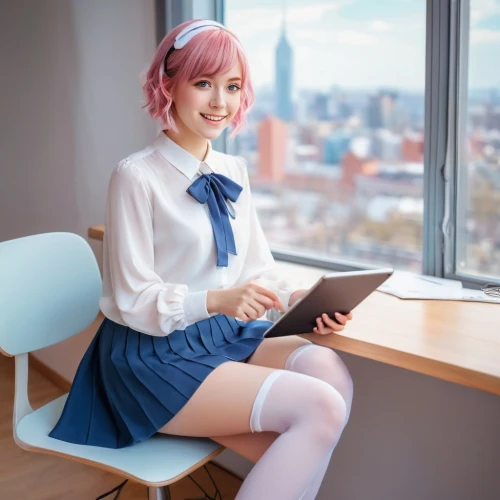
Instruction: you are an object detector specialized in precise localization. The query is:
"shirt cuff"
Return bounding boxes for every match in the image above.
[183,290,212,325]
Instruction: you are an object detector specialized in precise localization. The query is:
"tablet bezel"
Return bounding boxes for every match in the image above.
[264,268,394,338]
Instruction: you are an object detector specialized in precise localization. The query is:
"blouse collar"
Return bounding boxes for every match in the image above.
[153,130,218,180]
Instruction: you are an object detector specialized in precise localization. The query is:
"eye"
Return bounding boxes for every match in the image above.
[195,80,211,88]
[228,84,241,91]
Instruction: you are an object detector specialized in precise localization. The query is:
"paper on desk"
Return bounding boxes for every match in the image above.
[377,270,500,303]
[459,288,500,304]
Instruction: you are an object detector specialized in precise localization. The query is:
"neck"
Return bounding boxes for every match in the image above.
[165,125,209,162]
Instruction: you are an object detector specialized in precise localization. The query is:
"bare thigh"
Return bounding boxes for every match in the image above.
[245,335,313,369]
[158,361,278,438]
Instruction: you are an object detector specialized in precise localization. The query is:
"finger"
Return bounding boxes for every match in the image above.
[251,283,280,304]
[314,317,333,335]
[274,300,285,312]
[319,318,334,334]
[237,311,251,322]
[255,294,283,312]
[250,299,266,319]
[346,311,353,320]
[254,294,275,310]
[262,295,284,312]
[244,303,261,321]
[313,317,323,334]
[333,312,347,325]
[323,314,345,331]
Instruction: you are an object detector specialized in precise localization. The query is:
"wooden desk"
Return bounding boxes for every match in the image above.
[88,225,500,396]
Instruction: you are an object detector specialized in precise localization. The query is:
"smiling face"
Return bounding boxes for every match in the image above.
[171,62,243,141]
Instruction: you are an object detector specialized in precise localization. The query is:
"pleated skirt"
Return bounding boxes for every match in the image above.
[49,314,273,449]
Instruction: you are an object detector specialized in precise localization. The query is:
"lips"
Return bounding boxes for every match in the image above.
[200,113,226,122]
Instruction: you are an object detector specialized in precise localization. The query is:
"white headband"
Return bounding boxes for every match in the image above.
[164,20,227,73]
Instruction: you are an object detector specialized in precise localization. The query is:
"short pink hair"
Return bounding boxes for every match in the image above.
[141,19,255,139]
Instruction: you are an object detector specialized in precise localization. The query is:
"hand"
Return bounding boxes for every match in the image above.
[288,288,309,308]
[207,280,285,322]
[313,311,353,335]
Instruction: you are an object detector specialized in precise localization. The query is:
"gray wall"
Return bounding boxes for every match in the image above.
[1,2,499,499]
[0,0,157,245]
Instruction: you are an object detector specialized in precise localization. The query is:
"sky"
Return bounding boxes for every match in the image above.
[225,0,500,93]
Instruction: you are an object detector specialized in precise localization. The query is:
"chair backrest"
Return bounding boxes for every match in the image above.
[0,232,102,356]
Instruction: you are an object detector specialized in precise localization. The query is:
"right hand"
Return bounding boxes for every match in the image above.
[208,280,284,322]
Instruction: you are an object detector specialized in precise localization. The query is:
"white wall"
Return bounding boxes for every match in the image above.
[1,2,500,499]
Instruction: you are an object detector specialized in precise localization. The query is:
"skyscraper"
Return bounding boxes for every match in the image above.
[258,116,288,182]
[275,4,294,122]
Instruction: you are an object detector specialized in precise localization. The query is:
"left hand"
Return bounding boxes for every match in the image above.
[288,289,353,335]
[313,311,353,335]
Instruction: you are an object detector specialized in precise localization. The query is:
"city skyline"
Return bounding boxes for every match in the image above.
[226,0,500,92]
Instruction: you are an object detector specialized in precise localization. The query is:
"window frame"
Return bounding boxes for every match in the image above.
[443,0,500,288]
[160,0,498,285]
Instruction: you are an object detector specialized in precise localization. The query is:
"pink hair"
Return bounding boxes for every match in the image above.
[141,19,255,139]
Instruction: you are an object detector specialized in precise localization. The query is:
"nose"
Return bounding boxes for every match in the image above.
[210,88,226,110]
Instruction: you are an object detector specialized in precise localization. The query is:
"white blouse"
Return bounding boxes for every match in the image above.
[99,130,299,336]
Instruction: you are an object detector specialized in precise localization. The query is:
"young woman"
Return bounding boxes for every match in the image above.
[50,19,354,499]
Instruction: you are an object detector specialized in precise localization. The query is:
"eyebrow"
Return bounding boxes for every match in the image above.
[198,75,242,82]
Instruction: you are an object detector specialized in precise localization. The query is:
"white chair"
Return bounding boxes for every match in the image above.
[0,232,225,499]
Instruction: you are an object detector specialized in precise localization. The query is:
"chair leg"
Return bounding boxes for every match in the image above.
[147,486,171,500]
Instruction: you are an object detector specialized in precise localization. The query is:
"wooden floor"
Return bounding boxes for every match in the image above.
[0,354,242,499]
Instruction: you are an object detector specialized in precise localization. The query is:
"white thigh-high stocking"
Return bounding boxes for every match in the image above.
[285,344,354,499]
[235,370,347,500]
[285,344,354,424]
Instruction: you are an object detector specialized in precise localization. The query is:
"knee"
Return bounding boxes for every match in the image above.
[297,346,354,400]
[304,379,347,444]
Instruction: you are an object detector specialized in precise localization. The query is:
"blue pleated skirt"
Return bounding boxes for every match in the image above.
[49,314,273,449]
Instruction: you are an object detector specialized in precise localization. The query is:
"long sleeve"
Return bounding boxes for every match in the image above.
[233,156,300,321]
[99,159,212,336]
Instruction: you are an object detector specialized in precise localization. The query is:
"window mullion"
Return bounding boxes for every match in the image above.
[422,0,452,277]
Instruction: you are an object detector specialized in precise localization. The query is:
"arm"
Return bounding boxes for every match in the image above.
[232,156,302,321]
[101,159,212,336]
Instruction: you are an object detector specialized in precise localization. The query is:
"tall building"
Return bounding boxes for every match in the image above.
[341,137,375,189]
[324,130,352,165]
[367,90,399,130]
[275,5,294,122]
[258,116,288,182]
[402,132,424,162]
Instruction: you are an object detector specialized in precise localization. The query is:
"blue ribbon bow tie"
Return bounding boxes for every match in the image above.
[186,173,243,267]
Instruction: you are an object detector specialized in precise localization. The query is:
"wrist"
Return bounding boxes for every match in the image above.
[207,289,223,314]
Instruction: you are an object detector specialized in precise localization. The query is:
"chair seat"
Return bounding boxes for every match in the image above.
[16,394,223,485]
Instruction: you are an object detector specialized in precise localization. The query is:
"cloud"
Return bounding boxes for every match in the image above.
[338,30,378,45]
[470,28,500,44]
[470,0,500,26]
[370,20,390,31]
[296,29,377,45]
[226,1,349,38]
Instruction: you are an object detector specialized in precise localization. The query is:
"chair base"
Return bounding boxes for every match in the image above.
[148,485,171,500]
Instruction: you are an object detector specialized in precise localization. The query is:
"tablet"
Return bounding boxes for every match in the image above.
[264,268,394,338]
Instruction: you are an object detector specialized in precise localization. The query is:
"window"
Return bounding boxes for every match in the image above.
[454,0,500,279]
[225,0,426,272]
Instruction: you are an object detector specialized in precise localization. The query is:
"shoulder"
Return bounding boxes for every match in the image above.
[232,154,248,172]
[114,144,155,180]
[110,154,153,202]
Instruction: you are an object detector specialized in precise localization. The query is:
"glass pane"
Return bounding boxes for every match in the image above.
[456,0,500,279]
[225,0,426,271]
